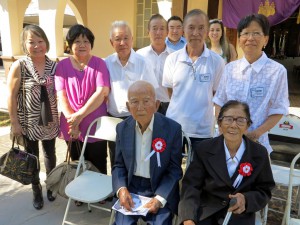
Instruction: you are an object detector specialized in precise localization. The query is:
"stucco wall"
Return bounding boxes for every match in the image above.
[87,0,136,58]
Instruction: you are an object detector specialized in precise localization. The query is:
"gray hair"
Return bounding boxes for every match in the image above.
[109,21,132,39]
[183,9,209,28]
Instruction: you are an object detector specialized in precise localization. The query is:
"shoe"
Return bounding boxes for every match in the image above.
[75,200,83,206]
[47,190,56,202]
[32,183,44,210]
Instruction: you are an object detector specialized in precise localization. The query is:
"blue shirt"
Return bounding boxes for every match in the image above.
[165,36,186,51]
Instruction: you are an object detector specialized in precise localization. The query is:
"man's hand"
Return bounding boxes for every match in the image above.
[228,193,246,214]
[143,198,162,214]
[183,220,195,225]
[119,188,134,211]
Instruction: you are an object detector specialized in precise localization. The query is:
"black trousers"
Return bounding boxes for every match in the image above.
[157,102,169,115]
[24,137,56,185]
[67,140,108,174]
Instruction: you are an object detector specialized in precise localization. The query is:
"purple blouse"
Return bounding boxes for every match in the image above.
[55,56,110,142]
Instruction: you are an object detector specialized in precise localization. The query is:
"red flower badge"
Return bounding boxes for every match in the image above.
[238,162,253,177]
[152,138,167,153]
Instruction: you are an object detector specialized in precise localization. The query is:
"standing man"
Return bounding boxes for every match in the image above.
[105,21,158,166]
[137,14,173,115]
[165,16,186,51]
[112,80,183,225]
[163,9,225,149]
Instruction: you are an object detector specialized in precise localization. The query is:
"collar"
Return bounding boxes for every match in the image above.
[111,49,136,66]
[150,44,173,55]
[224,138,246,163]
[166,36,186,45]
[178,43,209,63]
[135,114,155,133]
[240,52,268,73]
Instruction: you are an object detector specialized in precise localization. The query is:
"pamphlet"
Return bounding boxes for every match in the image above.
[112,193,151,216]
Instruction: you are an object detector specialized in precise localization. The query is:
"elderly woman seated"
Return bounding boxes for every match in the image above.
[178,100,275,225]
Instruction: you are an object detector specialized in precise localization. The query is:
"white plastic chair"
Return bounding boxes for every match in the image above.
[62,116,123,225]
[281,152,300,225]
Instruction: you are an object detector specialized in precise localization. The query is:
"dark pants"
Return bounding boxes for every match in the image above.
[67,140,108,174]
[114,176,173,225]
[24,137,56,185]
[157,102,169,115]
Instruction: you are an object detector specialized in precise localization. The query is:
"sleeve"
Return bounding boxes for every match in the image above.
[162,54,174,88]
[178,146,206,223]
[268,65,289,116]
[243,146,275,213]
[54,61,65,92]
[212,64,228,107]
[154,125,183,200]
[112,123,129,194]
[95,58,110,88]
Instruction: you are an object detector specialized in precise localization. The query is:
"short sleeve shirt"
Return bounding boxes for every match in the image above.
[163,45,225,138]
[213,52,289,153]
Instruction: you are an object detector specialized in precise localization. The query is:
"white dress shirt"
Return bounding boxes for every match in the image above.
[105,49,159,117]
[224,139,245,178]
[136,45,173,102]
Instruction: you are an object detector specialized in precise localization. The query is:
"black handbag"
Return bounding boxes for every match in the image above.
[0,138,39,185]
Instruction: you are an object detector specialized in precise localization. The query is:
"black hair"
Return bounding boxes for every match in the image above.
[218,100,253,126]
[148,14,166,30]
[167,15,183,27]
[237,14,270,37]
[66,24,95,49]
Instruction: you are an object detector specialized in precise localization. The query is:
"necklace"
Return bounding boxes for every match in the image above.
[72,56,90,72]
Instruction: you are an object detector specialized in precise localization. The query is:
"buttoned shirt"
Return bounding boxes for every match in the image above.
[213,53,289,153]
[105,49,159,117]
[224,139,245,178]
[165,36,186,51]
[163,45,224,138]
[136,45,173,102]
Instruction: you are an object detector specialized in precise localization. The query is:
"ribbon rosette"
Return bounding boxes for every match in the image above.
[144,138,166,167]
[233,162,253,189]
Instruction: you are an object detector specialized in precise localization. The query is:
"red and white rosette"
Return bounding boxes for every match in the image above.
[233,162,253,189]
[144,138,166,167]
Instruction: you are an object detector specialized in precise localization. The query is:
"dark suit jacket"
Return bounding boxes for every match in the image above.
[178,135,275,225]
[112,113,183,214]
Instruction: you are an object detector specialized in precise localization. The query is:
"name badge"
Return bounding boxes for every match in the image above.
[199,73,211,82]
[250,87,264,98]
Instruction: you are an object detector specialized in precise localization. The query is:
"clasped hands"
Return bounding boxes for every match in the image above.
[118,188,162,214]
[66,112,83,139]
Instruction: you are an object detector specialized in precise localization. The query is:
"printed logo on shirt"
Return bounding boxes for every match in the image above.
[250,87,264,98]
[199,73,211,82]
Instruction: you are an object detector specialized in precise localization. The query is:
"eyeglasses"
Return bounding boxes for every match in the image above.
[239,32,264,39]
[73,40,91,46]
[219,116,248,126]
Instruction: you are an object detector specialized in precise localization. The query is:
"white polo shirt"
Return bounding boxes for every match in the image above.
[213,53,289,153]
[136,45,173,102]
[105,49,159,117]
[163,45,224,138]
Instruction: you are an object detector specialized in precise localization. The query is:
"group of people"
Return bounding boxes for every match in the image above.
[7,7,289,225]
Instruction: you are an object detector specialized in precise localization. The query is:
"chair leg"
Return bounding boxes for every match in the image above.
[109,209,116,225]
[62,198,72,225]
[262,204,268,225]
[88,203,91,212]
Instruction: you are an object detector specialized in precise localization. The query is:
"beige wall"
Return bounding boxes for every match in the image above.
[87,0,136,58]
[188,0,208,13]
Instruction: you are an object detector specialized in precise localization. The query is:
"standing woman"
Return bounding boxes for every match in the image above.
[7,25,59,210]
[207,19,237,63]
[55,25,110,177]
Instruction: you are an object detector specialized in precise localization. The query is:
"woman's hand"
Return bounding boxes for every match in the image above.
[244,130,261,142]
[183,220,195,225]
[67,111,83,128]
[228,193,246,214]
[11,122,24,136]
[68,125,80,139]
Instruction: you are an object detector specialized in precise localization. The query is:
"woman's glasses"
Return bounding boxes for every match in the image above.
[219,116,248,126]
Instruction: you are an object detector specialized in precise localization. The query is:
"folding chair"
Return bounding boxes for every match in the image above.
[62,116,123,225]
[281,152,300,225]
[109,131,192,225]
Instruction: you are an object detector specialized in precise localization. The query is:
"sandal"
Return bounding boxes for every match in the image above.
[75,200,83,206]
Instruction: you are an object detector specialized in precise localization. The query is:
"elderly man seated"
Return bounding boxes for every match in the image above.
[112,80,183,225]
